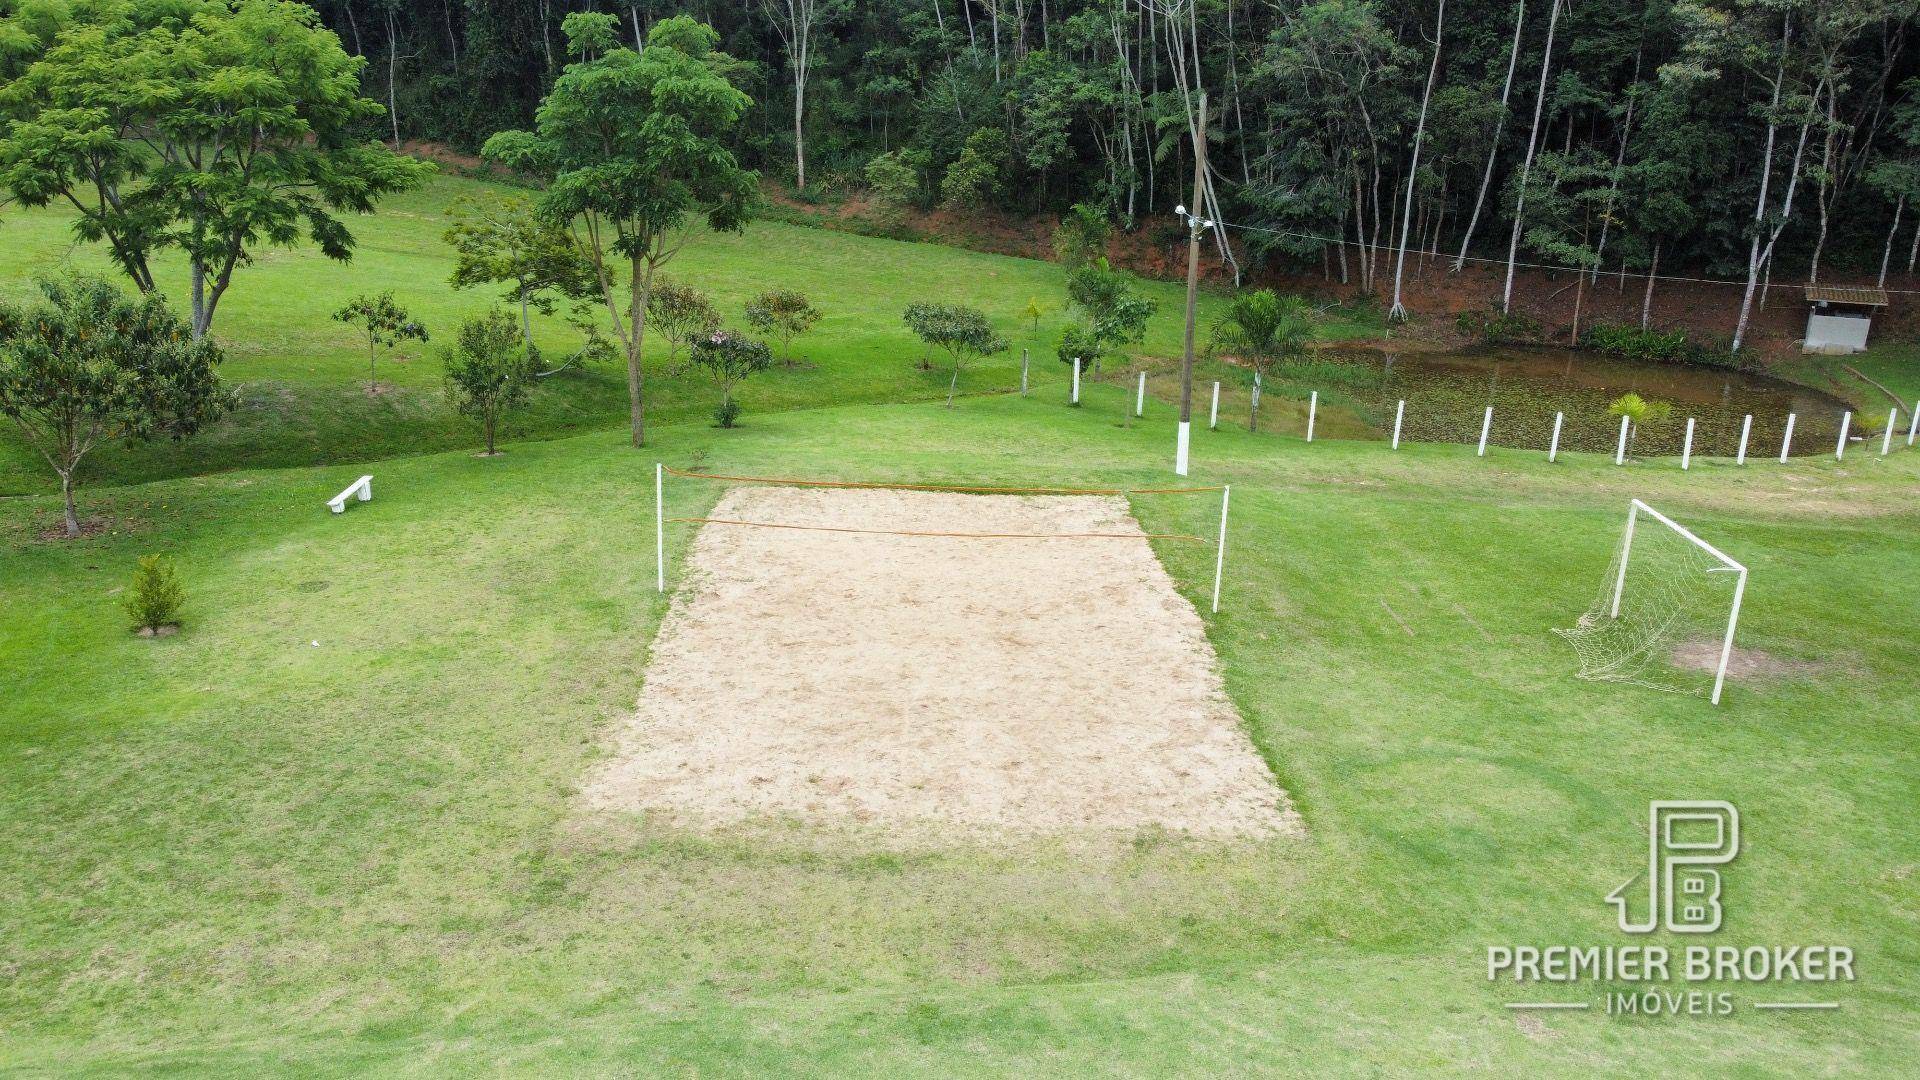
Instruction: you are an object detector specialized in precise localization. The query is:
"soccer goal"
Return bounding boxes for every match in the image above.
[1555,499,1749,705]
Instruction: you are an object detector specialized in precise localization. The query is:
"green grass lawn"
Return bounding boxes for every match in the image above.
[3,380,1915,1073]
[0,171,1380,496]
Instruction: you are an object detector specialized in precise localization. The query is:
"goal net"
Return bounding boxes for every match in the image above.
[1554,499,1748,705]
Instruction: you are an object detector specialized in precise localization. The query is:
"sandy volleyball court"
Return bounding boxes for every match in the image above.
[586,485,1299,840]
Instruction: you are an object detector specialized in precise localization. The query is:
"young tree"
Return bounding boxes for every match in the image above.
[443,309,535,456]
[743,289,823,364]
[0,275,232,537]
[1021,297,1046,333]
[482,16,757,448]
[690,329,774,427]
[1210,290,1315,433]
[1051,202,1112,267]
[647,279,724,368]
[902,302,1009,407]
[1062,260,1157,373]
[0,0,432,340]
[333,293,428,393]
[443,195,598,352]
[1608,392,1673,456]
[124,554,187,635]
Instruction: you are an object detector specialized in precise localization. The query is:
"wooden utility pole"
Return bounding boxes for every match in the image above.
[1176,92,1208,477]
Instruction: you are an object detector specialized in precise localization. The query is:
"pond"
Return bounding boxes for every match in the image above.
[1299,345,1859,458]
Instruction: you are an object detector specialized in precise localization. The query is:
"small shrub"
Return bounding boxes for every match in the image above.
[1456,307,1542,345]
[124,554,185,634]
[1583,323,1746,371]
[690,329,773,427]
[743,289,822,364]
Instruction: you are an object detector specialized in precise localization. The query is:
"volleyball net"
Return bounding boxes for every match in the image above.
[653,464,1233,611]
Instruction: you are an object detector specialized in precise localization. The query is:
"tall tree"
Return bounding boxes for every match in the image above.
[483,16,757,447]
[758,0,841,190]
[1390,0,1446,320]
[0,0,431,340]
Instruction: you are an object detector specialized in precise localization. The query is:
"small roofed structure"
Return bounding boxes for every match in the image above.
[1803,285,1889,354]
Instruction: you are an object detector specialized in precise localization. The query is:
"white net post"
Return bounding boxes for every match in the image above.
[1549,410,1563,461]
[1307,391,1318,442]
[655,462,666,593]
[1780,412,1796,462]
[1211,485,1230,613]
[1737,414,1752,464]
[1477,406,1493,457]
[1883,410,1897,456]
[1071,357,1081,403]
[1835,411,1851,459]
[1615,414,1630,465]
[1210,381,1220,430]
[1393,400,1406,449]
[1136,371,1147,417]
[1682,417,1695,470]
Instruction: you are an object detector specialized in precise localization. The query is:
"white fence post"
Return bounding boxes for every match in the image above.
[1779,412,1796,462]
[1306,391,1318,442]
[1835,411,1851,460]
[1909,400,1919,446]
[1392,400,1406,450]
[1615,414,1631,465]
[1736,414,1752,465]
[1477,406,1493,457]
[1071,357,1081,404]
[1883,409,1897,456]
[1211,485,1231,614]
[1136,370,1147,417]
[1020,348,1029,396]
[1681,417,1695,470]
[1210,381,1220,430]
[1549,411,1563,462]
[655,462,666,594]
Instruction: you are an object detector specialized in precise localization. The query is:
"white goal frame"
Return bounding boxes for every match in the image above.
[1608,499,1748,705]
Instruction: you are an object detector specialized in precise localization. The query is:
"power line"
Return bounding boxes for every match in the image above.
[1210,219,1920,296]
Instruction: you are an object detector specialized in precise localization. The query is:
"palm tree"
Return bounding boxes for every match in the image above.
[1212,290,1316,432]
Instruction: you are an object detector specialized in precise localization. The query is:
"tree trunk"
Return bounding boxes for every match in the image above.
[1879,195,1904,288]
[627,254,652,447]
[386,7,402,148]
[1454,0,1525,271]
[1641,240,1660,330]
[1502,0,1563,314]
[59,468,79,538]
[946,364,960,408]
[1390,0,1445,320]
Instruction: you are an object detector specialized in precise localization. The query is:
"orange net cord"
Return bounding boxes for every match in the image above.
[669,517,1211,544]
[662,466,1221,497]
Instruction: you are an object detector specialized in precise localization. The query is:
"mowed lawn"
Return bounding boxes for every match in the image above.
[0,171,1378,496]
[2,383,1915,1073]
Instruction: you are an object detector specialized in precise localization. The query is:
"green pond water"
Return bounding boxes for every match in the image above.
[1308,345,1860,458]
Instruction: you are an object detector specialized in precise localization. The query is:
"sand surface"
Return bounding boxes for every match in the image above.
[586,486,1298,841]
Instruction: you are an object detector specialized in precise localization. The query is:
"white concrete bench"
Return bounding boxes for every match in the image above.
[328,475,373,514]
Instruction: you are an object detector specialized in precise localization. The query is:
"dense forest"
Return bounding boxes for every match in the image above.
[319,0,1920,347]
